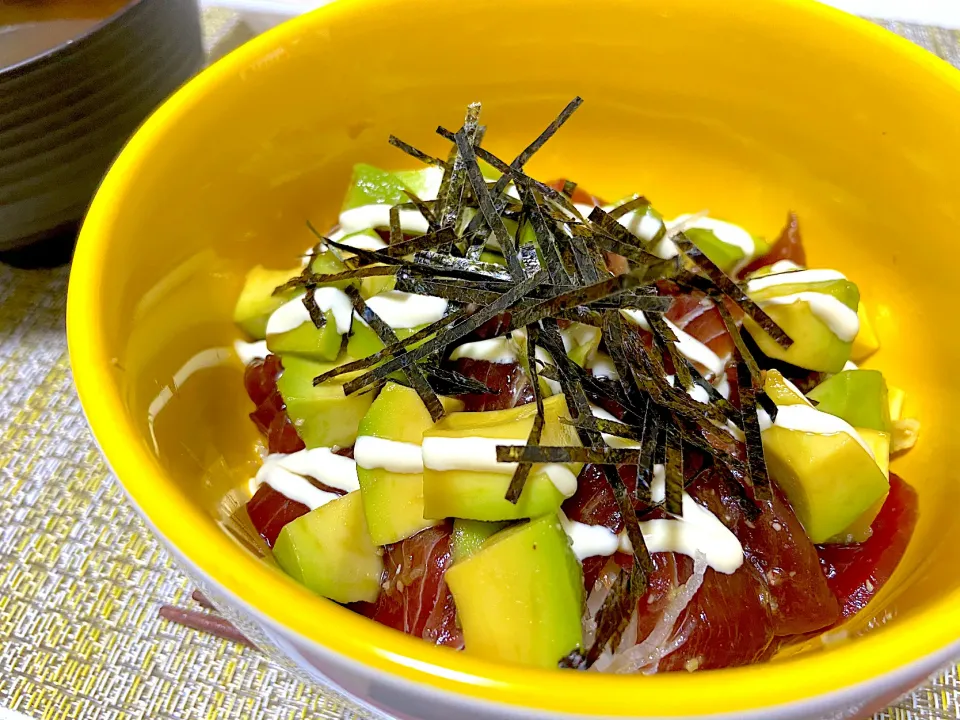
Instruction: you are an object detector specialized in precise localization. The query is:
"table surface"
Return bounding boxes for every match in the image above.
[0,9,957,720]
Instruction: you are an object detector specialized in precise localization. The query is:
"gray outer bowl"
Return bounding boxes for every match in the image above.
[0,0,205,251]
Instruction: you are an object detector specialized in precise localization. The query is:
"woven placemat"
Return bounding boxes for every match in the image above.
[0,12,957,720]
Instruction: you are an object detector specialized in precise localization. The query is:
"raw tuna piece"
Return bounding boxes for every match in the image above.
[817,474,918,618]
[740,212,806,276]
[451,358,534,411]
[356,523,463,649]
[689,470,840,636]
[244,354,306,454]
[246,484,310,548]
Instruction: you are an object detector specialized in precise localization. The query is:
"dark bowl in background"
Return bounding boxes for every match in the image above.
[0,0,205,252]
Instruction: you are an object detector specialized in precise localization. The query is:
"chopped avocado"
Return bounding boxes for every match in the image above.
[356,382,463,545]
[745,275,860,373]
[309,249,355,291]
[360,265,397,299]
[826,427,891,544]
[479,250,506,266]
[342,164,441,212]
[807,370,891,432]
[266,306,342,361]
[445,515,584,668]
[562,322,601,367]
[273,491,383,603]
[422,395,581,521]
[452,519,507,562]
[761,370,889,543]
[277,355,374,449]
[684,227,745,275]
[233,265,302,339]
[850,302,880,362]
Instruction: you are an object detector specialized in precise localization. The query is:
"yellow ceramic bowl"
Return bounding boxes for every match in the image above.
[68,0,960,718]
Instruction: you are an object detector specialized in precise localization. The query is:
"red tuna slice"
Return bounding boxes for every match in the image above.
[740,211,806,277]
[689,469,840,636]
[664,291,737,372]
[244,354,306,454]
[356,523,463,649]
[450,357,534,411]
[246,483,310,548]
[817,473,918,619]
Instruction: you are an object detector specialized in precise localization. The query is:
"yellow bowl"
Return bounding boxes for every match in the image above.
[68,0,960,717]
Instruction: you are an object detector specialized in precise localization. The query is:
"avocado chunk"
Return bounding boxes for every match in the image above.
[233,265,302,339]
[452,519,507,562]
[341,164,443,212]
[744,271,860,373]
[445,515,584,668]
[277,355,374,449]
[355,382,463,545]
[825,427,891,544]
[273,491,383,603]
[421,395,581,521]
[807,369,891,433]
[760,370,889,543]
[267,305,343,361]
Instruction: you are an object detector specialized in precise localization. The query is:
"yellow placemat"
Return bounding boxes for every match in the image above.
[0,13,956,720]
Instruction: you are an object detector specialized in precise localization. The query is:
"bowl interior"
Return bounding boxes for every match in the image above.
[70,0,960,714]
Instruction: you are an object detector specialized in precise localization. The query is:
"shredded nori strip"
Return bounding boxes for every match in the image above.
[606,195,651,220]
[586,563,646,665]
[674,232,793,349]
[736,357,772,502]
[497,445,645,464]
[663,423,684,515]
[412,251,513,281]
[394,275,500,305]
[715,299,761,385]
[301,289,326,329]
[388,135,446,168]
[346,287,444,421]
[383,226,458,258]
[505,327,545,503]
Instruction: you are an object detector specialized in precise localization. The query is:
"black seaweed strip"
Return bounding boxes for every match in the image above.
[606,196,651,220]
[587,207,657,253]
[587,562,647,666]
[757,390,779,423]
[301,289,326,329]
[664,423,684,516]
[714,299,761,385]
[566,230,602,283]
[514,177,571,285]
[421,365,496,395]
[438,104,480,230]
[464,225,491,261]
[510,274,639,330]
[394,275,499,305]
[497,446,644,464]
[387,135,447,168]
[454,130,525,279]
[587,294,672,311]
[674,233,792,348]
[518,243,543,279]
[312,310,466,385]
[342,272,547,395]
[308,223,404,266]
[539,320,653,577]
[558,648,587,671]
[587,228,673,267]
[647,313,693,392]
[402,189,440,233]
[516,96,583,167]
[557,306,606,327]
[388,205,403,248]
[636,400,659,504]
[346,287,444,421]
[411,251,514,281]
[682,356,742,426]
[281,265,400,293]
[383,226,458,258]
[737,359,772,502]
[561,180,577,198]
[505,327,546,503]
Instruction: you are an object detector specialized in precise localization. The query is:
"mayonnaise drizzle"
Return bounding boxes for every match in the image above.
[266,287,353,336]
[617,208,664,242]
[620,309,726,377]
[559,465,744,573]
[421,436,577,497]
[759,404,874,458]
[340,232,388,251]
[760,292,859,341]
[338,206,429,236]
[449,336,518,364]
[234,339,268,366]
[588,352,620,380]
[354,436,424,474]
[249,449,360,510]
[364,291,448,330]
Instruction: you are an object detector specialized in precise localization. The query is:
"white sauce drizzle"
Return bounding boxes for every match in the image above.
[759,404,874,458]
[340,232,388,251]
[147,347,233,452]
[364,291,448,330]
[619,309,726,377]
[618,208,664,242]
[760,292,859,341]
[713,373,731,400]
[560,512,621,561]
[590,404,641,449]
[234,339,268,366]
[249,449,360,510]
[449,336,518,364]
[421,436,577,497]
[746,268,847,293]
[266,287,353,336]
[588,353,620,380]
[338,206,429,236]
[354,436,424,474]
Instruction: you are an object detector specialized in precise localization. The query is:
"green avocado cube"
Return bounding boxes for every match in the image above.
[266,306,343,361]
[355,382,462,545]
[233,264,302,339]
[807,370,891,433]
[452,519,507,562]
[277,355,374,449]
[445,515,584,668]
[273,492,383,603]
[341,164,442,212]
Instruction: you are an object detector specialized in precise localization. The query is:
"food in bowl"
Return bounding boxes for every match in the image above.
[230,99,921,673]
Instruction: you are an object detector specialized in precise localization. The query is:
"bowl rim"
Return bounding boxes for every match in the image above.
[68,0,960,715]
